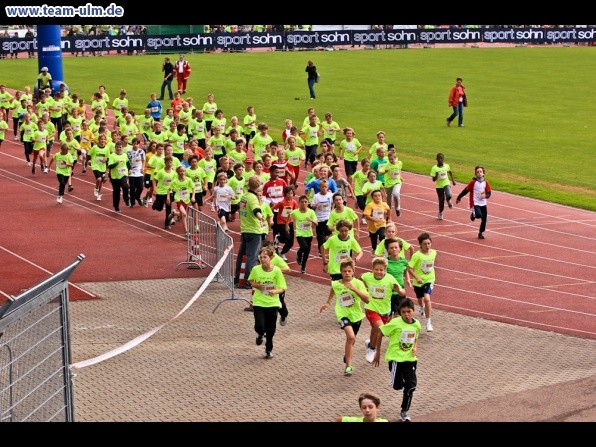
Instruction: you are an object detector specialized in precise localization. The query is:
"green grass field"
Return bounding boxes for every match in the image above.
[4,46,595,210]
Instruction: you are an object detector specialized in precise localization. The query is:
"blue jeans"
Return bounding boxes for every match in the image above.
[235,232,262,283]
[160,78,174,100]
[308,79,316,99]
[447,102,464,126]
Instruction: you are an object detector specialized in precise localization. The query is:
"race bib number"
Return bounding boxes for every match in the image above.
[335,251,350,263]
[338,292,355,307]
[179,189,189,200]
[58,160,67,169]
[151,106,159,113]
[194,181,203,192]
[345,143,354,151]
[400,330,417,345]
[118,167,128,176]
[204,165,213,172]
[96,156,106,164]
[281,207,291,218]
[438,171,447,180]
[309,130,318,137]
[370,285,386,299]
[289,156,299,164]
[372,209,384,219]
[390,170,400,179]
[421,261,434,274]
[162,178,172,186]
[177,141,184,149]
[299,221,311,231]
[270,185,283,198]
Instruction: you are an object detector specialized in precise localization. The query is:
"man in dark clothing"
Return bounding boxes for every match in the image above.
[159,57,174,100]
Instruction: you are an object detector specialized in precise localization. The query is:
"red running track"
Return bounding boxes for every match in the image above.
[0,126,595,340]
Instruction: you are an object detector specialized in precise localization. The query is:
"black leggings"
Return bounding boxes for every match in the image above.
[57,173,68,196]
[316,220,331,254]
[436,185,452,213]
[475,205,488,233]
[273,222,294,255]
[253,306,278,352]
[369,227,386,252]
[296,236,313,270]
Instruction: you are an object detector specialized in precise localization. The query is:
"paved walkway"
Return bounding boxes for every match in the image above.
[69,275,596,422]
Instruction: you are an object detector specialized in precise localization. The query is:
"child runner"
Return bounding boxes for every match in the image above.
[374,222,414,260]
[289,195,318,274]
[249,246,287,359]
[209,172,236,232]
[385,237,412,317]
[363,189,390,254]
[152,155,177,229]
[335,392,388,423]
[431,152,456,220]
[321,219,363,281]
[320,258,370,377]
[261,239,291,326]
[169,165,196,237]
[47,143,74,204]
[88,134,109,200]
[361,256,404,364]
[456,165,492,240]
[373,298,421,422]
[407,232,437,332]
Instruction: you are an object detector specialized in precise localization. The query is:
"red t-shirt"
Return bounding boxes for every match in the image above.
[273,198,299,224]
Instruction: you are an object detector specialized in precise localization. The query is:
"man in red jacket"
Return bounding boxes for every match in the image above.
[174,54,192,94]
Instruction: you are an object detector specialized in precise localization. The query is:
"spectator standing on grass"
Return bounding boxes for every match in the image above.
[407,232,437,332]
[431,152,456,220]
[305,60,319,99]
[456,165,492,240]
[235,176,267,292]
[174,54,192,95]
[159,56,175,101]
[336,392,388,422]
[249,246,287,359]
[372,298,421,422]
[320,258,370,377]
[446,77,467,127]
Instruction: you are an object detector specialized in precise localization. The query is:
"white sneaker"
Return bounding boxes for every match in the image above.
[26,161,32,166]
[147,197,153,204]
[281,254,287,261]
[94,189,98,197]
[96,194,102,201]
[56,196,63,204]
[400,410,412,422]
[365,348,376,363]
[364,338,370,350]
[426,320,433,332]
[438,212,443,220]
[43,167,49,173]
[361,217,367,225]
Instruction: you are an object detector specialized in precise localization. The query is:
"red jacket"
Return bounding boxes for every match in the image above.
[174,60,192,78]
[449,84,467,108]
[457,178,491,208]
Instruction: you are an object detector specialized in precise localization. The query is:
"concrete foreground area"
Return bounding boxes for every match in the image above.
[69,275,596,423]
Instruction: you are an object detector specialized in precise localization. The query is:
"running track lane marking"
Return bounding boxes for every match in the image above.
[0,245,96,298]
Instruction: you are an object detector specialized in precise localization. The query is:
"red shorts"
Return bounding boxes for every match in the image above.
[365,308,390,326]
[288,164,300,180]
[177,201,189,211]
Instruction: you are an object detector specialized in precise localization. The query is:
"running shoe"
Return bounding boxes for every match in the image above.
[343,366,353,377]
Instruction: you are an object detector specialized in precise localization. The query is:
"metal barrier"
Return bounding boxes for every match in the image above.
[0,254,84,422]
[177,207,249,312]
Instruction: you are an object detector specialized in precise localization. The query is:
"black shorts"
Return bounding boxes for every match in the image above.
[413,283,433,299]
[344,160,358,177]
[217,209,230,221]
[193,191,204,205]
[391,293,407,314]
[144,173,152,188]
[93,170,105,180]
[338,317,362,335]
[231,203,240,214]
